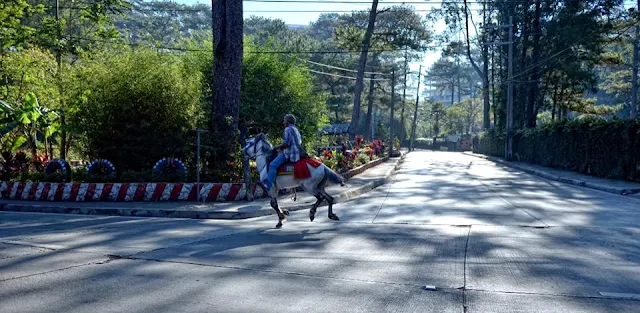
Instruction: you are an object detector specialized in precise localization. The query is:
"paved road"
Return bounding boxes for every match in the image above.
[1,151,639,312]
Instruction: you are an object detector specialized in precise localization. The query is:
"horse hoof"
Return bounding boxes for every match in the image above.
[310,210,316,222]
[329,214,340,221]
[275,222,283,229]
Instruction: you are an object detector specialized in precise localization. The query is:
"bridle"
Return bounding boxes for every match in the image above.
[244,136,272,160]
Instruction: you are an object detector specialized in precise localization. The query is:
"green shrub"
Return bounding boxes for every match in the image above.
[70,48,202,175]
[357,153,369,166]
[473,119,640,182]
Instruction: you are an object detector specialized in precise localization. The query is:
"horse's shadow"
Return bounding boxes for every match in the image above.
[189,229,325,258]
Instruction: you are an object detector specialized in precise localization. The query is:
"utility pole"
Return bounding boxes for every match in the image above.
[194,129,209,202]
[506,16,514,161]
[388,68,396,157]
[409,65,422,152]
[632,0,639,119]
[54,0,67,160]
[483,17,514,160]
[457,31,462,104]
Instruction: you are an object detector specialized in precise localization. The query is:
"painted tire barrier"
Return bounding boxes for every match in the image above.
[153,158,187,177]
[44,159,71,181]
[0,182,268,202]
[0,156,390,202]
[87,159,116,178]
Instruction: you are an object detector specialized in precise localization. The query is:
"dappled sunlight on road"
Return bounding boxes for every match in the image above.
[1,151,639,313]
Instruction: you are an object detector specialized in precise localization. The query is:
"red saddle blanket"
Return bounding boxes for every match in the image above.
[277,158,323,179]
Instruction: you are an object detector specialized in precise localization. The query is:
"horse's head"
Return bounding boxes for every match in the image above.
[242,133,272,160]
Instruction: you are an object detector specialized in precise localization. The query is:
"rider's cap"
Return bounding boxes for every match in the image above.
[284,114,296,125]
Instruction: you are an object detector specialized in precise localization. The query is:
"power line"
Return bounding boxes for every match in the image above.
[303,59,388,76]
[308,69,389,81]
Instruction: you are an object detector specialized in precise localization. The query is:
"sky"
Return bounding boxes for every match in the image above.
[166,0,464,94]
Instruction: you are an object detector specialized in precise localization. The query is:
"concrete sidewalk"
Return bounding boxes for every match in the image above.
[0,154,406,219]
[464,152,640,196]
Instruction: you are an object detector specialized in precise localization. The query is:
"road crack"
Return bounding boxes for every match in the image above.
[462,226,471,313]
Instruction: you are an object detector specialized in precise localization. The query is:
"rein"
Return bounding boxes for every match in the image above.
[248,137,274,173]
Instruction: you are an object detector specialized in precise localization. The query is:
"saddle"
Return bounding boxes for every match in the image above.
[270,156,322,180]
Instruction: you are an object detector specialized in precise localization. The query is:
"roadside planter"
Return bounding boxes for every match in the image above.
[0,156,390,202]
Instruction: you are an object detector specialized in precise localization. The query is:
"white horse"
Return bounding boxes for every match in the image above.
[243,133,345,228]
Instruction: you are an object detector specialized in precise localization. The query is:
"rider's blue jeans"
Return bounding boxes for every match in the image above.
[265,154,286,190]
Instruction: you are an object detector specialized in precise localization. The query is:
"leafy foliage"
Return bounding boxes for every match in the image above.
[70,48,203,174]
[242,43,329,152]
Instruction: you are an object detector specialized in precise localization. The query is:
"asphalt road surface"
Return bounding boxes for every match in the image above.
[1,151,639,313]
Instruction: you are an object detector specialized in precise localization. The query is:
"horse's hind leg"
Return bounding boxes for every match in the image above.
[270,197,285,228]
[309,194,324,222]
[319,188,339,221]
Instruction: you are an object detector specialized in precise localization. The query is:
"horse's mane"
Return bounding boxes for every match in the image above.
[255,133,273,151]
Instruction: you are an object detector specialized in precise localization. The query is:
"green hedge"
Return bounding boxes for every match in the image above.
[473,119,640,182]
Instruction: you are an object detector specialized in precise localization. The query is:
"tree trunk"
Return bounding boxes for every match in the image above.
[364,73,376,141]
[464,0,491,129]
[558,86,567,119]
[551,81,559,120]
[527,0,542,127]
[451,81,455,107]
[350,0,379,136]
[400,52,409,141]
[631,0,639,119]
[482,28,490,129]
[516,1,530,130]
[239,126,253,201]
[409,65,422,151]
[329,84,340,122]
[491,44,497,128]
[211,0,243,170]
[500,12,509,129]
[457,42,462,104]
[388,68,396,156]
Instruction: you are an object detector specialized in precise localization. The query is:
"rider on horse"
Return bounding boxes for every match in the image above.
[262,114,302,190]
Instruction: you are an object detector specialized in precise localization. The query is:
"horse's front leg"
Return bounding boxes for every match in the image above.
[270,197,285,228]
[309,194,324,222]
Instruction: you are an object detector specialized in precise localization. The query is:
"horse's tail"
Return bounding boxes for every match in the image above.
[324,166,345,185]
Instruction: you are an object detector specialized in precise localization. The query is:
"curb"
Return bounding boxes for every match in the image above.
[464,152,640,196]
[0,202,274,220]
[0,153,408,219]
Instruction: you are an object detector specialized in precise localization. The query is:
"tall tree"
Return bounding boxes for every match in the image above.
[336,5,430,136]
[463,0,491,129]
[211,0,243,169]
[349,0,379,137]
[526,0,542,127]
[632,0,639,119]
